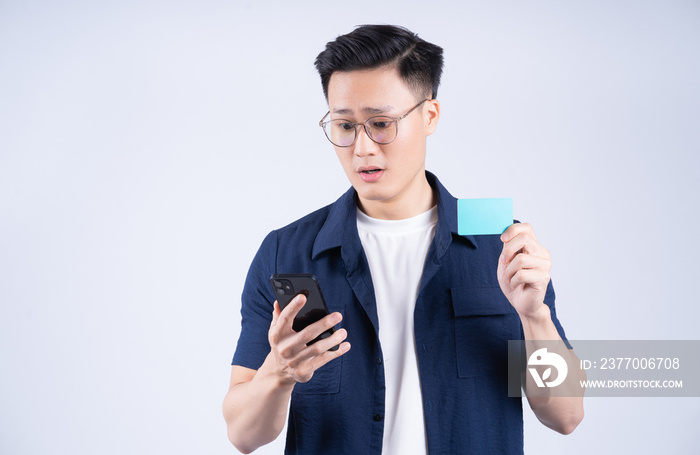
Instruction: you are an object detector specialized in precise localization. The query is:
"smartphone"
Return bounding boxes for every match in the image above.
[269,273,338,350]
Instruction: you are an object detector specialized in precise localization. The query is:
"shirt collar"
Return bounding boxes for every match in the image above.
[311,171,478,260]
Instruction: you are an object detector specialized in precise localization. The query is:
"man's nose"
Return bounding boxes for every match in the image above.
[354,125,378,157]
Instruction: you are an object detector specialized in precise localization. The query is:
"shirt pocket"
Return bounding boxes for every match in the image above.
[451,287,520,379]
[292,353,343,395]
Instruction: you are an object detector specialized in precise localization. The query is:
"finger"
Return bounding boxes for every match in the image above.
[269,297,306,348]
[302,341,351,378]
[290,327,349,367]
[509,268,550,289]
[500,234,531,264]
[306,326,348,354]
[271,301,281,325]
[501,222,536,243]
[275,310,342,361]
[504,253,551,283]
[297,311,343,346]
[269,300,290,347]
[276,293,308,330]
[279,328,349,370]
[501,232,549,264]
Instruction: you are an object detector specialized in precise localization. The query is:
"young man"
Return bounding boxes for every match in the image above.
[223,25,583,454]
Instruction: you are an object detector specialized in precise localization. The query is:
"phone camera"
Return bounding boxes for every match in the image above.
[273,279,294,295]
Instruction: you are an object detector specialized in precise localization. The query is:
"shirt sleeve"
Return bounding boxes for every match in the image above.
[231,230,278,370]
[543,279,573,349]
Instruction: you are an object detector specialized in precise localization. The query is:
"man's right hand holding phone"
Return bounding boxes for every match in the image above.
[223,294,350,453]
[268,293,351,387]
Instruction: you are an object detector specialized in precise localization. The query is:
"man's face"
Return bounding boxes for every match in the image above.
[326,66,439,215]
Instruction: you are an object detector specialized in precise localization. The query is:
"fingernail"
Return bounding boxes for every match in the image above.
[332,312,342,323]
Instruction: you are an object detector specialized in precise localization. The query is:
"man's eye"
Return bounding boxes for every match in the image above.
[371,121,391,129]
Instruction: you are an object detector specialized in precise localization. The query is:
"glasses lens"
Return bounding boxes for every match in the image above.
[324,120,356,147]
[366,117,396,144]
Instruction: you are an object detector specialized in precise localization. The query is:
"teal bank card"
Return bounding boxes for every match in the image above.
[457,198,513,236]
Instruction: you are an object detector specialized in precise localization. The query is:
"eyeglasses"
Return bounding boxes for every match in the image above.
[319,99,430,147]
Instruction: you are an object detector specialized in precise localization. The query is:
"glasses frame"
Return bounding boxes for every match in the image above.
[319,98,430,147]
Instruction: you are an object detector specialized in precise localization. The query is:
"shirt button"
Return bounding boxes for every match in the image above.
[373,414,383,422]
[376,358,382,365]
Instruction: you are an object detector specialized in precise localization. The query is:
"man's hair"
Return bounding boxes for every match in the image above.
[314,25,444,101]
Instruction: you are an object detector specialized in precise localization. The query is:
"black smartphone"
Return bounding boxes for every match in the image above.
[269,273,338,351]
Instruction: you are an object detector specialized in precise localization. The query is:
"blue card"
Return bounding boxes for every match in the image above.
[457,198,513,236]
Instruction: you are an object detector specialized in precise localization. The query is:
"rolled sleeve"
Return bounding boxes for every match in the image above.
[543,279,572,349]
[232,230,278,370]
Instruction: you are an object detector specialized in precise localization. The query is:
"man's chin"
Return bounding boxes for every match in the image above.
[354,187,394,205]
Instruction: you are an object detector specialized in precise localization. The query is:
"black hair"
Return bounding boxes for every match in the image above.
[314,24,444,101]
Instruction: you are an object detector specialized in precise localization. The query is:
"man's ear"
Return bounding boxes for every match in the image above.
[424,99,440,136]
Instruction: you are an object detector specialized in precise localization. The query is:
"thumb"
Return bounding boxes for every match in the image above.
[271,300,281,326]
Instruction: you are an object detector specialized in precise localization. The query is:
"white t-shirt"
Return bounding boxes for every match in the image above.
[356,206,438,455]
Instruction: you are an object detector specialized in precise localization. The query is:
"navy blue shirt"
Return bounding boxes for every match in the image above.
[232,172,569,454]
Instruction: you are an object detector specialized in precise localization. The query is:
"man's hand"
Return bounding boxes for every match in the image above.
[223,295,350,453]
[268,294,350,386]
[497,223,552,319]
[496,223,584,434]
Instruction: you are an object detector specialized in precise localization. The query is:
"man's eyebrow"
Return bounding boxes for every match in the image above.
[332,105,395,116]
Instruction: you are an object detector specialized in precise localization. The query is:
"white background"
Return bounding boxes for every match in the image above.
[1,1,699,454]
